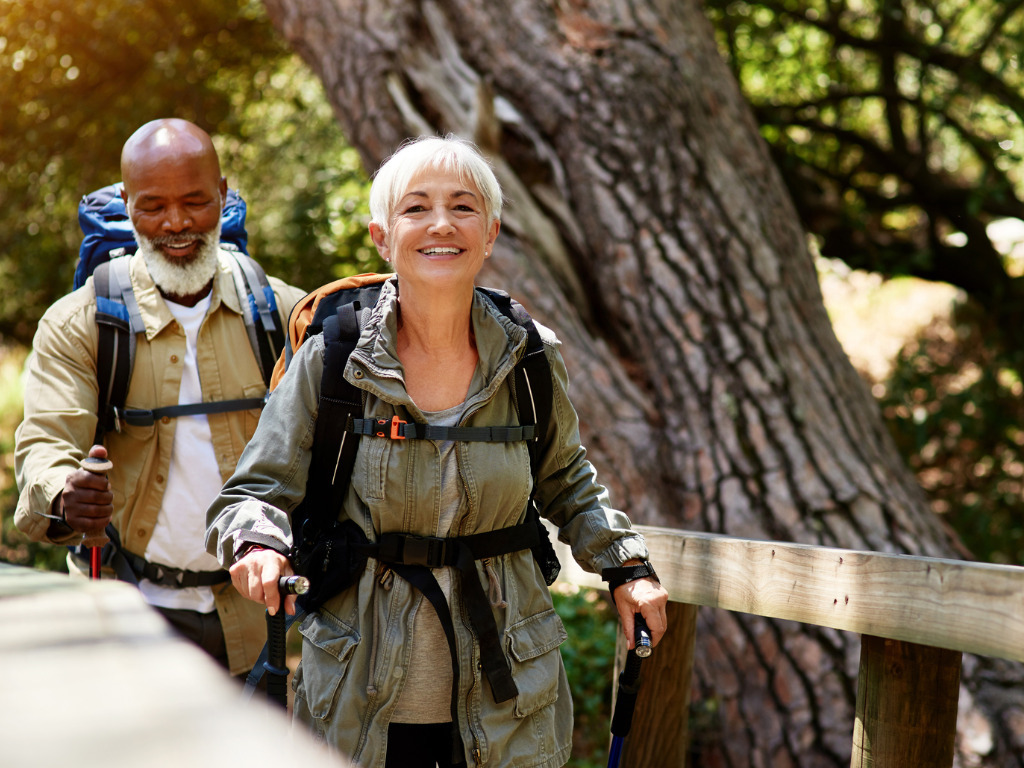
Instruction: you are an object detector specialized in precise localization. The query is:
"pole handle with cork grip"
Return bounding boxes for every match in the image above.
[79,456,112,579]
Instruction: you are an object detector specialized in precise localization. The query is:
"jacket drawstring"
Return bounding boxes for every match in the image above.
[483,559,507,609]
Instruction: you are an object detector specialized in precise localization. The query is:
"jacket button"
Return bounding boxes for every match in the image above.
[161,416,171,425]
[170,355,179,364]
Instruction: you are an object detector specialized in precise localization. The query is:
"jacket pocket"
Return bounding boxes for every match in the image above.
[359,436,392,501]
[505,608,568,718]
[295,611,360,722]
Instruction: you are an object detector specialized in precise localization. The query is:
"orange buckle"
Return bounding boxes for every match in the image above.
[376,416,406,439]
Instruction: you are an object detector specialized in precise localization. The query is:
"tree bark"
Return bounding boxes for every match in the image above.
[263,0,1024,764]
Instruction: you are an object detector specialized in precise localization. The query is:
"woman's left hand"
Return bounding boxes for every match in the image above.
[613,576,669,648]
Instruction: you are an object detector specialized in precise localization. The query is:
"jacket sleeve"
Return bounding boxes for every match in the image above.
[14,294,99,544]
[531,334,650,574]
[205,333,324,566]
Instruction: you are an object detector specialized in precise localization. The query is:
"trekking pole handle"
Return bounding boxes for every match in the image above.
[634,613,652,658]
[263,575,308,709]
[80,456,113,549]
[278,575,310,595]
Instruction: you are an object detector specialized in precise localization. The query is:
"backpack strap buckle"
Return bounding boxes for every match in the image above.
[374,416,406,439]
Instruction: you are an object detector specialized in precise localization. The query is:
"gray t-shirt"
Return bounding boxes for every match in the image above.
[392,401,466,724]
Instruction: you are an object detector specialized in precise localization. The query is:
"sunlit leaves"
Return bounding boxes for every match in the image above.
[706,0,1024,289]
[0,0,376,344]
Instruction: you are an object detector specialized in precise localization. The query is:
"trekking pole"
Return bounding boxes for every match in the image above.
[80,456,113,579]
[607,613,652,768]
[265,575,309,709]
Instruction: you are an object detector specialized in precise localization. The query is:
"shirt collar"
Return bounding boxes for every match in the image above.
[128,249,242,340]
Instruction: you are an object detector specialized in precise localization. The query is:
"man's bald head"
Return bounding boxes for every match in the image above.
[120,119,223,193]
[119,119,228,305]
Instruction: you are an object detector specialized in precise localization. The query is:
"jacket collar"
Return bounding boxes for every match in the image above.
[127,249,243,341]
[347,277,529,413]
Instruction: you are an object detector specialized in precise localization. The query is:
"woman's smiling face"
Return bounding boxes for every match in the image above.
[372,168,500,292]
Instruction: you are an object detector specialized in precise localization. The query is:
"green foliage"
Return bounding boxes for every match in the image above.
[552,585,617,768]
[879,299,1024,564]
[0,0,378,346]
[211,56,379,292]
[0,1,378,564]
[705,0,1024,354]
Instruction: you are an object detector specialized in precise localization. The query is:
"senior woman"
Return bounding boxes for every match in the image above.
[206,135,668,768]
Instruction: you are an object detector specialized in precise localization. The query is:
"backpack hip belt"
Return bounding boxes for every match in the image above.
[77,524,230,589]
[376,519,541,705]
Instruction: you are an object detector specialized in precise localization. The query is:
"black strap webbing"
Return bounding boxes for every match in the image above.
[349,418,536,442]
[390,563,467,761]
[92,252,280,442]
[117,548,230,588]
[376,521,540,704]
[116,397,267,427]
[302,302,365,539]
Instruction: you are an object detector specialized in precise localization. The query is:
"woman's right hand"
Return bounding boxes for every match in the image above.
[229,547,297,616]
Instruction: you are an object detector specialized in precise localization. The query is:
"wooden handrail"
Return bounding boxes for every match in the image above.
[556,525,1024,662]
[554,525,1024,767]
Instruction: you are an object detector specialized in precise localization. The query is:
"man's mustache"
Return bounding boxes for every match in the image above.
[147,232,209,248]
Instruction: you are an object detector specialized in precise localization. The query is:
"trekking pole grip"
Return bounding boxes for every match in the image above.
[264,575,309,708]
[610,614,651,738]
[79,456,112,551]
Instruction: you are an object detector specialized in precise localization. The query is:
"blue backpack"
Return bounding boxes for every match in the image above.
[75,183,282,445]
[75,183,250,291]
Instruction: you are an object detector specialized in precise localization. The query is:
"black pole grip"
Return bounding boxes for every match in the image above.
[264,576,304,708]
[610,614,650,737]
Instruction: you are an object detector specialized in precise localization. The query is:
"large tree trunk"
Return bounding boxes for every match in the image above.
[263,0,1024,764]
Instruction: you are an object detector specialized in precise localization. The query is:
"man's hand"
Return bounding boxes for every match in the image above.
[59,445,113,538]
[229,548,298,616]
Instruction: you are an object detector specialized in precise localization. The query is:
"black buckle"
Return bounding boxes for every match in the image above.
[401,535,446,568]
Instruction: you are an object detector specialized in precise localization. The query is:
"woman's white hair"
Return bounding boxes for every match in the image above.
[369,135,503,236]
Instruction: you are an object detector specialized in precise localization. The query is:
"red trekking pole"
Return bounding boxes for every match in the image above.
[80,456,113,579]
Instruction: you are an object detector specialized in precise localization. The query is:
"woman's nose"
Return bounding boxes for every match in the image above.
[426,207,455,233]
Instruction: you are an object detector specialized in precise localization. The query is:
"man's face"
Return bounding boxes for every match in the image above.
[122,150,226,266]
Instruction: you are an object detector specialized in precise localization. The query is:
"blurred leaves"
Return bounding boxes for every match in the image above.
[705,0,1024,356]
[879,299,1024,564]
[552,585,617,768]
[0,0,377,346]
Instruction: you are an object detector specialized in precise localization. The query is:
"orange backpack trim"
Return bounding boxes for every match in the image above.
[269,272,391,391]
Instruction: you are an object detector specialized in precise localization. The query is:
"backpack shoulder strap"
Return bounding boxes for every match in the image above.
[225,251,284,388]
[477,287,559,585]
[92,257,143,445]
[293,282,385,548]
[269,273,391,392]
[476,287,553,467]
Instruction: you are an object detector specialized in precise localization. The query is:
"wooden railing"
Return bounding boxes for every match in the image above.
[0,563,348,768]
[555,525,1024,767]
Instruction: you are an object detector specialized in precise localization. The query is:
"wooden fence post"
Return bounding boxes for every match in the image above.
[619,601,697,767]
[850,635,961,768]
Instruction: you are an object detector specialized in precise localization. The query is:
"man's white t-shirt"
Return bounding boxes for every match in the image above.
[138,293,224,613]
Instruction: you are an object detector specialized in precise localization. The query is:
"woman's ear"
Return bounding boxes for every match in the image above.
[369,222,391,262]
[484,219,500,257]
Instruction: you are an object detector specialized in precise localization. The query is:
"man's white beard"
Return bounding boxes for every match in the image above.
[131,220,221,299]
